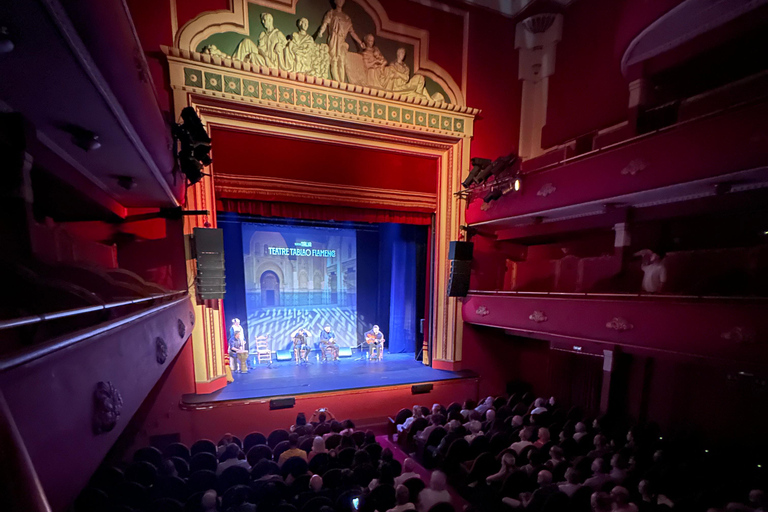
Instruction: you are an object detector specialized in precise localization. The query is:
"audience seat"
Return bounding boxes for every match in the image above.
[164,442,192,462]
[268,429,291,449]
[243,432,268,453]
[189,452,217,473]
[190,439,216,456]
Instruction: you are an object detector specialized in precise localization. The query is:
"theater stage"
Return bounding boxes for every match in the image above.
[182,353,474,404]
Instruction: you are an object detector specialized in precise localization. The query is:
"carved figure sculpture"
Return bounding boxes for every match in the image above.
[223,7,444,100]
[383,48,433,101]
[361,34,388,87]
[233,12,287,69]
[285,18,316,74]
[317,0,365,82]
[311,44,331,79]
[201,44,228,58]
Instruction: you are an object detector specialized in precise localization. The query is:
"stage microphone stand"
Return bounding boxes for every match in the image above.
[353,342,368,361]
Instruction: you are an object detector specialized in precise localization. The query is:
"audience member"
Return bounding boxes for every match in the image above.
[395,458,420,486]
[510,427,534,454]
[278,433,308,466]
[309,436,328,461]
[387,484,417,512]
[418,471,452,512]
[217,443,249,475]
[399,405,425,432]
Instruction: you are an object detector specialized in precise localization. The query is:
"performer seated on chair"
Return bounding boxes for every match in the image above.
[291,328,312,364]
[229,331,248,373]
[319,324,339,361]
[364,325,385,361]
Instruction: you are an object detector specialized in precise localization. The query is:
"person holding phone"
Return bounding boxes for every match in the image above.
[309,407,336,425]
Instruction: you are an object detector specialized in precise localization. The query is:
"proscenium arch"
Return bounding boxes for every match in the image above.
[174,0,466,105]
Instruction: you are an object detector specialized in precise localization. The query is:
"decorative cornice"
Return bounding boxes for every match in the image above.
[198,105,454,152]
[215,173,437,211]
[163,47,479,121]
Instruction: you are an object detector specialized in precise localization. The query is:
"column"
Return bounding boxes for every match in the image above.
[515,13,563,159]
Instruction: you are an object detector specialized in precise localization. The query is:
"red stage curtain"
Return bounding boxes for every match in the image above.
[217,199,433,225]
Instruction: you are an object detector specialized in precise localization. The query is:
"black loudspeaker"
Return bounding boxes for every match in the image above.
[447,260,471,297]
[269,397,295,410]
[193,227,226,300]
[412,383,433,395]
[448,241,474,261]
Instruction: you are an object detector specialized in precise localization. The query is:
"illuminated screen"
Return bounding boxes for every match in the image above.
[242,222,357,352]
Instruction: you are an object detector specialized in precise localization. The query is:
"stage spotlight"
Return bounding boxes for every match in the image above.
[483,187,503,203]
[172,107,212,185]
[513,174,522,192]
[462,157,492,188]
[475,153,518,184]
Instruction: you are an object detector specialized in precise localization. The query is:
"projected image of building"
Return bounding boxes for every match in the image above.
[242,224,358,351]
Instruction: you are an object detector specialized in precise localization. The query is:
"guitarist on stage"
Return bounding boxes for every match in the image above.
[291,328,312,364]
[319,324,339,361]
[364,325,385,361]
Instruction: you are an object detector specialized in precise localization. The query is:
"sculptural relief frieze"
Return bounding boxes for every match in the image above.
[201,0,444,103]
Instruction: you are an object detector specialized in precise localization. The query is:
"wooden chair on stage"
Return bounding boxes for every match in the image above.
[253,335,272,366]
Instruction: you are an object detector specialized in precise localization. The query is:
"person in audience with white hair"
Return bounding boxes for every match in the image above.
[487,451,517,484]
[573,422,589,442]
[388,484,417,512]
[612,486,639,512]
[510,427,534,454]
[418,470,452,512]
[530,397,548,416]
[464,420,483,443]
[201,489,218,512]
[399,404,424,432]
[475,396,494,416]
[394,458,420,486]
[533,427,550,449]
[308,436,328,461]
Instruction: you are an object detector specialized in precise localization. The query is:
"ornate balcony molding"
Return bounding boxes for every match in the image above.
[475,305,490,316]
[606,317,633,332]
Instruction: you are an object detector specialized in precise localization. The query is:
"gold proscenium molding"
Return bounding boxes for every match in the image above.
[165,37,478,389]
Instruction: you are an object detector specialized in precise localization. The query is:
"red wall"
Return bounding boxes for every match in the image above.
[211,127,439,196]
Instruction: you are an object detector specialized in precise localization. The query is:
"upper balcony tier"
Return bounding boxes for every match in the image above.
[466,98,768,229]
[462,291,768,370]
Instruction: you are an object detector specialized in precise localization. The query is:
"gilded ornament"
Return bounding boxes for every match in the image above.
[606,317,633,331]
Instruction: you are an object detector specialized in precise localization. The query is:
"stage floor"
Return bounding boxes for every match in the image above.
[183,353,472,404]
